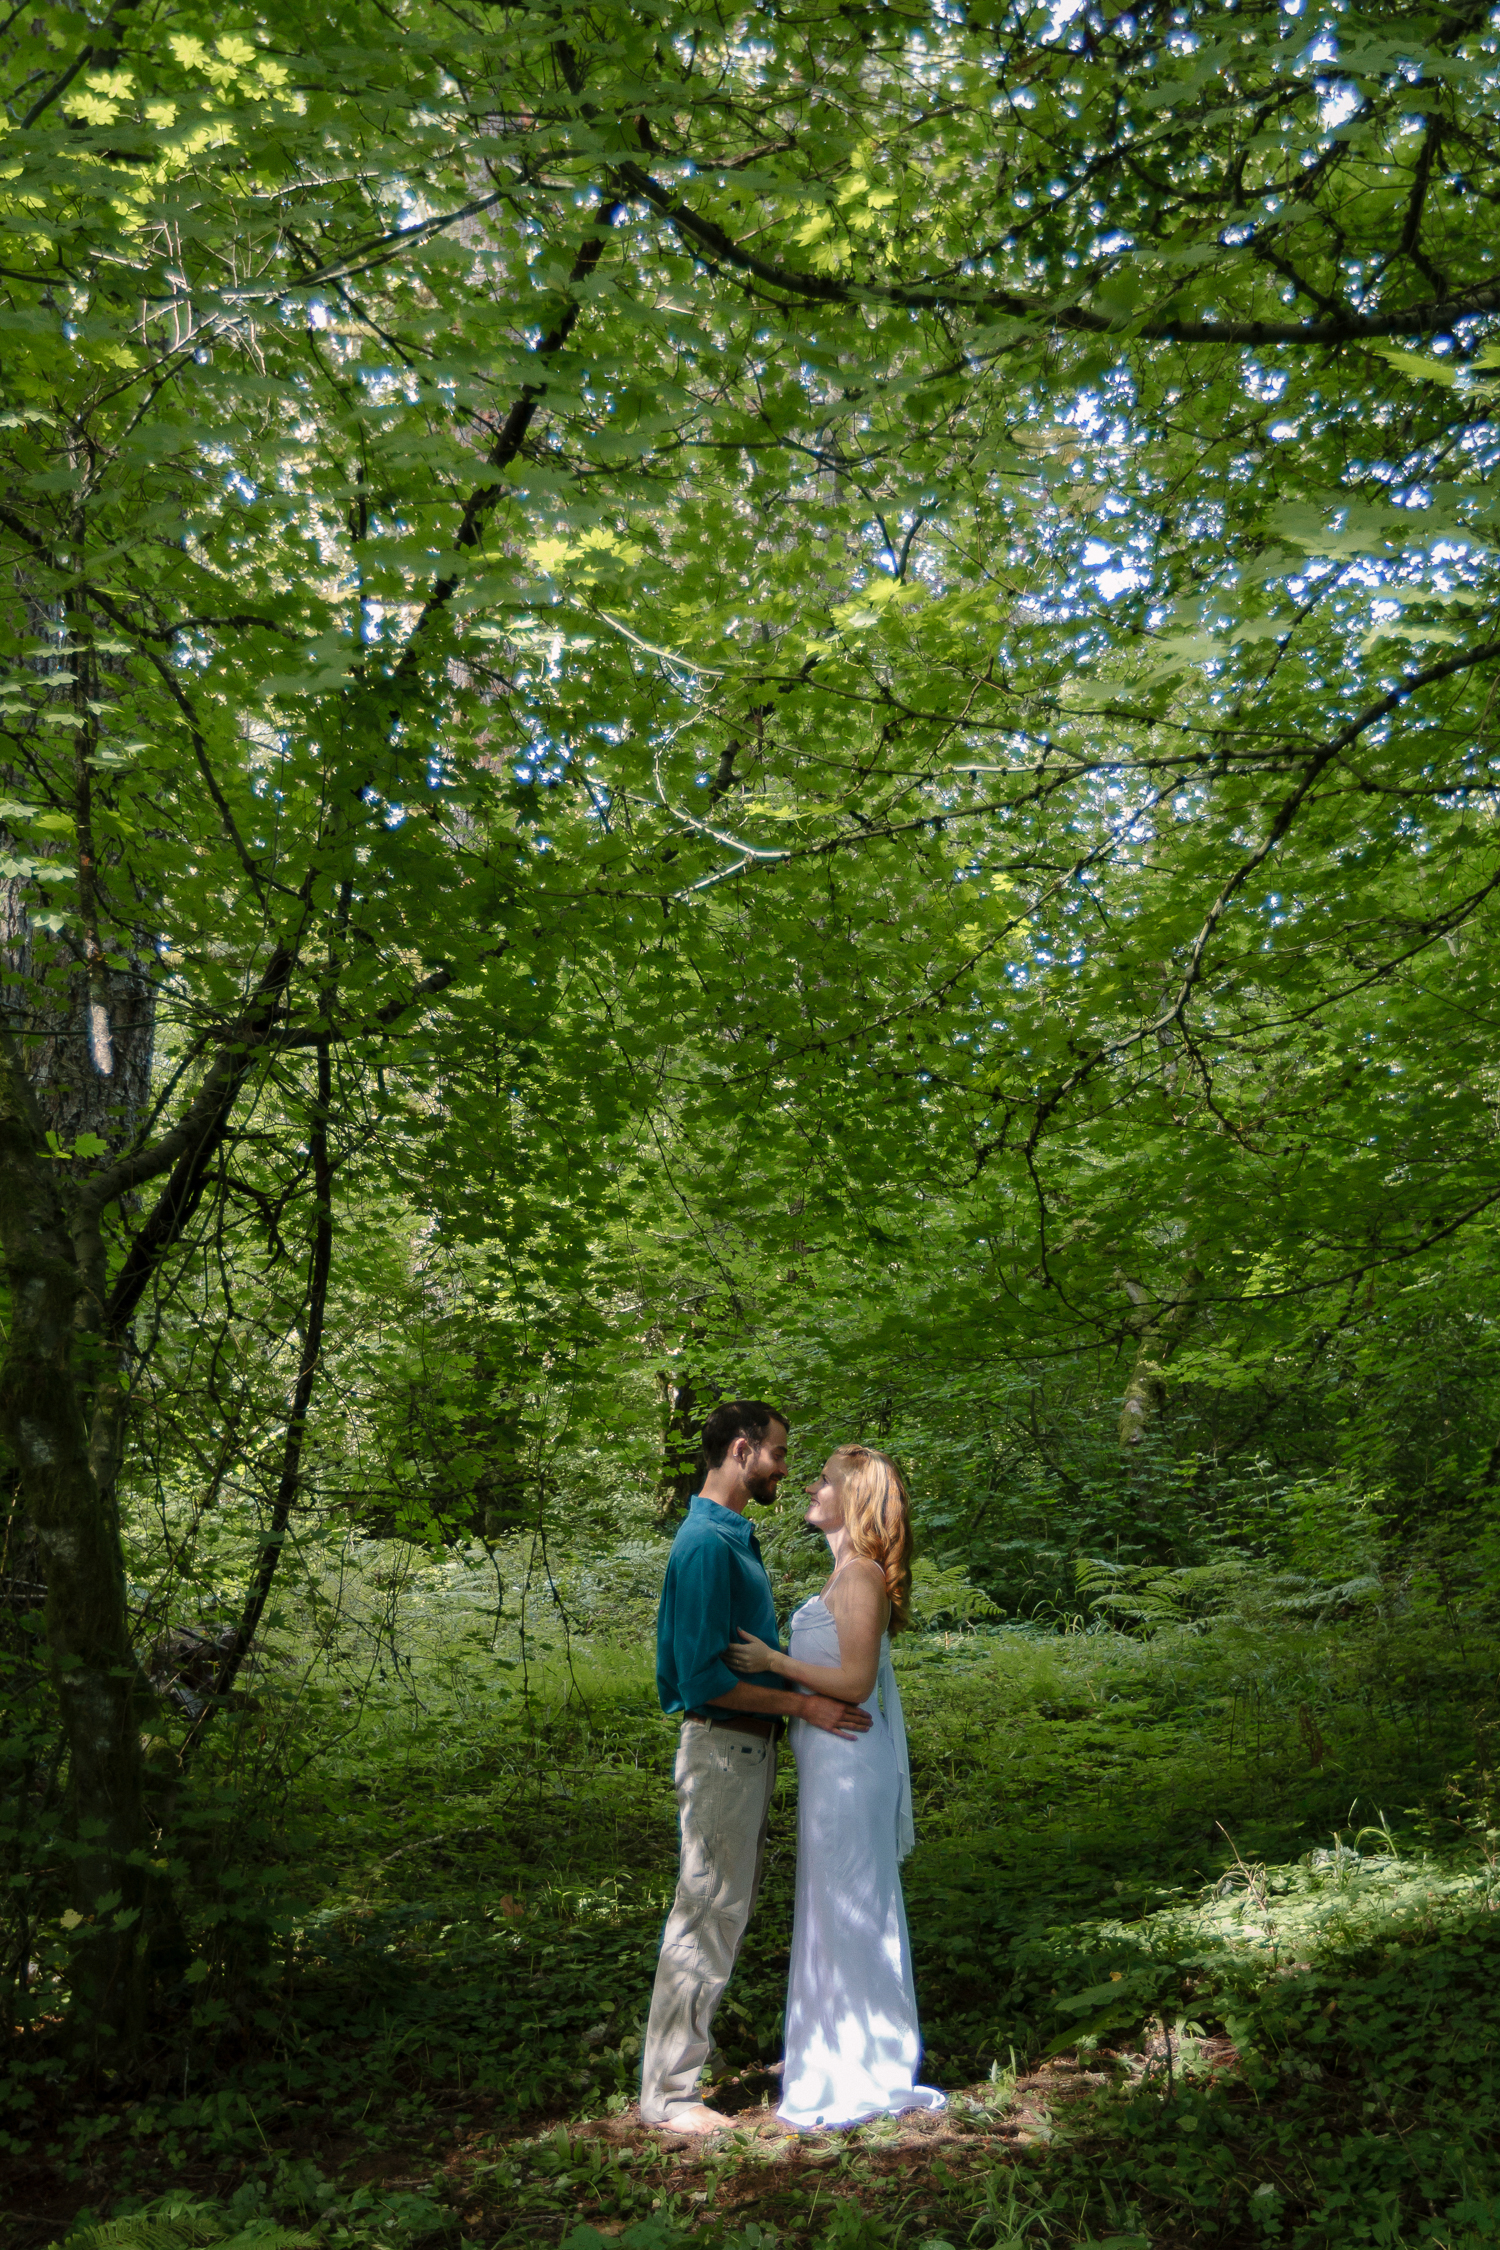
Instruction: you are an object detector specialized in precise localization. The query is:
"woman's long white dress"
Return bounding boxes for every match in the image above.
[778,1594,946,2130]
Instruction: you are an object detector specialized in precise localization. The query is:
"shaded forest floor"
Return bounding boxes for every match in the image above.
[8,1593,1500,2250]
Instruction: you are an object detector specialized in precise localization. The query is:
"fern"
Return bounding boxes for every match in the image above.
[57,2205,318,2250]
[1075,1551,1388,1635]
[909,1557,1002,1627]
[60,2208,226,2250]
[218,2232,318,2249]
[1075,1555,1255,1632]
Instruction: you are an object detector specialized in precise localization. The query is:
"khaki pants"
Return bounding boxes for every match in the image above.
[639,1719,778,2123]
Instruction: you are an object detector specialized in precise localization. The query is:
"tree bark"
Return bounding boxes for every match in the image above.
[1117,1263,1202,1451]
[0,1035,155,2057]
[1,602,158,1654]
[0,933,298,2051]
[1,596,157,1159]
[659,1371,717,1519]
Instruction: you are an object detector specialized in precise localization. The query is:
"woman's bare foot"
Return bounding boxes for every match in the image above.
[657,2102,730,2135]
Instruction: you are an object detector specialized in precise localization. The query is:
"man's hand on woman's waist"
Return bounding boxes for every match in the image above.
[708,1681,872,1739]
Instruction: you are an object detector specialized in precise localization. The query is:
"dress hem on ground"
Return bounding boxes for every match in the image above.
[777,2086,947,2132]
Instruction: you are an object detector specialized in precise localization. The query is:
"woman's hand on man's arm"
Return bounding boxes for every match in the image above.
[723,1630,783,1677]
[724,1564,886,1707]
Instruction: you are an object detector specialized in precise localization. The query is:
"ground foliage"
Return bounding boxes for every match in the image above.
[6,1525,1500,2250]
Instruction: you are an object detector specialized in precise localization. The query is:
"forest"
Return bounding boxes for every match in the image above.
[3,0,1500,2240]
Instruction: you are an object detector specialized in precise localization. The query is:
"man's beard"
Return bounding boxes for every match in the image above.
[743,1468,780,1503]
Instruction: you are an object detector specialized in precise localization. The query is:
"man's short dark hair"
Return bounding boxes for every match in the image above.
[701,1400,788,1469]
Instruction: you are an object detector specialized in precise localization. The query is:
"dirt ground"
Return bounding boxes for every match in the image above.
[0,2034,1243,2250]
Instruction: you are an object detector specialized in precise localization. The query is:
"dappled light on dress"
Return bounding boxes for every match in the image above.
[779,1596,945,2130]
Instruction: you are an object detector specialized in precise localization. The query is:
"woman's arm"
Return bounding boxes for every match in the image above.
[724,1562,887,1705]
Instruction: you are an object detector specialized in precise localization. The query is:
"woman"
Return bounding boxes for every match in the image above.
[724,1446,945,2130]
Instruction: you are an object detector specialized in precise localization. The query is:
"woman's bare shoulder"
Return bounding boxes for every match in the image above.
[828,1557,888,1606]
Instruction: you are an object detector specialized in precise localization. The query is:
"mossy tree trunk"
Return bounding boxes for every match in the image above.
[1117,1262,1202,1452]
[0,1035,155,2059]
[0,943,296,2057]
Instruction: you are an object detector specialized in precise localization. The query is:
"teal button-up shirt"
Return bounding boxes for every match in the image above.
[656,1495,783,1713]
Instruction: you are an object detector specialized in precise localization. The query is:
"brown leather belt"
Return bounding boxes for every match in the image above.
[685,1706,784,1742]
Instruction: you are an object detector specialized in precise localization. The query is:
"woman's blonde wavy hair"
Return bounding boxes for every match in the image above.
[830,1446,913,1633]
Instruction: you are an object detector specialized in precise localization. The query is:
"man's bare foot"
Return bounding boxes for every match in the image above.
[656,2102,730,2136]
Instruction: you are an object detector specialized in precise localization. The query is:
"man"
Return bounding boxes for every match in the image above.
[639,1399,873,2134]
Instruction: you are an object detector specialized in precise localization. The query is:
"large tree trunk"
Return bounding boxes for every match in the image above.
[1,598,156,1155]
[0,1036,155,2058]
[0,935,297,2054]
[1,909,155,1150]
[1,603,158,1717]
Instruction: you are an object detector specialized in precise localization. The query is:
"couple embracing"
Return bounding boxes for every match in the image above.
[640,1400,944,2135]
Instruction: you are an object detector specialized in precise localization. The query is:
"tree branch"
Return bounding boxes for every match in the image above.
[609,157,1500,347]
[18,0,145,129]
[1023,632,1500,1158]
[185,1035,334,1749]
[395,201,625,662]
[135,646,286,907]
[73,943,299,1339]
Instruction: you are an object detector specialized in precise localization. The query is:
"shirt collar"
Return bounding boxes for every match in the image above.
[689,1493,756,1546]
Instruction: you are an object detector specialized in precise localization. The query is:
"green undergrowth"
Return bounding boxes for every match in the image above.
[10,1544,1500,2250]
